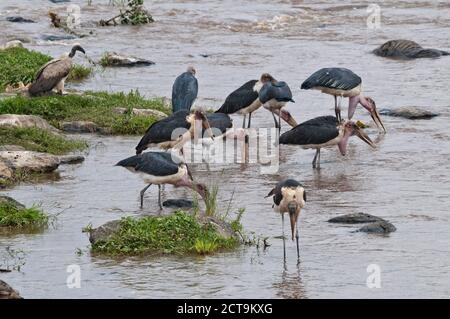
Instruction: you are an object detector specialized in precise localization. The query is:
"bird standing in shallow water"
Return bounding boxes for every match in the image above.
[279,116,376,169]
[301,67,386,132]
[116,151,208,209]
[266,179,306,263]
[28,44,86,96]
[171,66,198,113]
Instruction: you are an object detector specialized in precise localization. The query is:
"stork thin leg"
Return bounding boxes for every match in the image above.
[140,184,152,208]
[295,224,300,265]
[317,149,321,169]
[312,149,319,169]
[278,111,282,135]
[271,112,279,129]
[242,114,247,129]
[282,213,286,263]
[158,185,162,210]
[334,96,340,123]
[247,112,252,128]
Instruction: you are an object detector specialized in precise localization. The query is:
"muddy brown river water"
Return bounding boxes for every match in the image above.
[1,0,450,298]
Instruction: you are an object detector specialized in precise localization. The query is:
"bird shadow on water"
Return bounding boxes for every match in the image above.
[272,261,307,299]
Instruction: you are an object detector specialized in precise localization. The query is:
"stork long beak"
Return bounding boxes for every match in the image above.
[370,106,386,133]
[288,202,298,241]
[355,126,376,148]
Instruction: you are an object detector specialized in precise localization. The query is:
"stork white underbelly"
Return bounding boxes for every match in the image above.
[315,84,362,97]
[263,99,287,111]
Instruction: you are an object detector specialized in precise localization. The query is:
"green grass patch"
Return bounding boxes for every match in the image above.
[0,91,170,135]
[0,47,92,91]
[0,202,48,228]
[0,127,87,155]
[91,211,239,256]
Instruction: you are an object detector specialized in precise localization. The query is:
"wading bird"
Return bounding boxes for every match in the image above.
[279,116,376,169]
[300,68,386,132]
[116,151,208,209]
[266,179,306,263]
[28,44,85,96]
[259,78,295,132]
[215,73,275,128]
[135,110,214,154]
[172,66,198,112]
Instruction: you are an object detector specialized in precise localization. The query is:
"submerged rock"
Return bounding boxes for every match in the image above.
[328,213,383,224]
[0,151,60,173]
[379,107,439,120]
[49,0,71,3]
[100,52,155,67]
[357,221,397,234]
[61,121,99,133]
[0,114,60,133]
[6,16,35,23]
[58,155,85,165]
[41,34,77,42]
[162,199,194,208]
[113,107,167,119]
[373,40,449,59]
[0,280,22,299]
[0,196,25,209]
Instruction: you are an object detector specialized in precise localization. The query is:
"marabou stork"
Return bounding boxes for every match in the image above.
[116,151,208,209]
[301,68,386,132]
[172,66,198,112]
[266,179,306,263]
[279,116,376,169]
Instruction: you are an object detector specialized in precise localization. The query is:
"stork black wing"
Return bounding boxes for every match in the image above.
[172,72,198,112]
[259,81,293,104]
[135,110,190,154]
[299,115,338,126]
[216,80,259,114]
[279,120,339,145]
[206,113,232,134]
[301,68,361,91]
[116,152,181,177]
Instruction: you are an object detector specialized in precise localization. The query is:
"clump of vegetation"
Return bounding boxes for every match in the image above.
[0,127,87,155]
[0,91,169,135]
[99,0,154,26]
[0,47,92,92]
[0,202,48,228]
[91,211,239,256]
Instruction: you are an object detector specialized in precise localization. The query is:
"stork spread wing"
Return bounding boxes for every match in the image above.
[216,80,259,114]
[172,72,198,112]
[28,58,72,96]
[259,81,293,103]
[279,120,339,146]
[301,68,361,91]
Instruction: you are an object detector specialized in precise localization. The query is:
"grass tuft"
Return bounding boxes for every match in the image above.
[91,211,239,256]
[0,91,169,135]
[0,202,48,228]
[0,47,91,91]
[0,127,87,155]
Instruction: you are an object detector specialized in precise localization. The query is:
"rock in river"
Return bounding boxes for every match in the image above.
[162,199,194,208]
[379,107,439,120]
[0,280,22,299]
[0,151,60,173]
[0,196,26,209]
[0,114,60,133]
[6,16,35,23]
[357,221,397,234]
[41,34,77,42]
[101,52,155,67]
[373,40,449,59]
[60,121,99,133]
[328,213,384,224]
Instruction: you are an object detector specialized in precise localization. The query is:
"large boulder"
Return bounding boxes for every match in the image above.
[379,107,439,120]
[0,114,60,133]
[0,280,22,299]
[357,221,397,234]
[0,151,60,173]
[373,40,449,59]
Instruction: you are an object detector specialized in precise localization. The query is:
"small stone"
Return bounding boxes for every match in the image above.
[162,199,194,208]
[357,220,397,234]
[101,52,155,67]
[58,155,85,165]
[328,213,383,224]
[0,196,26,209]
[379,107,439,120]
[89,220,122,245]
[60,121,98,133]
[0,161,13,180]
[41,34,77,42]
[6,16,35,23]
